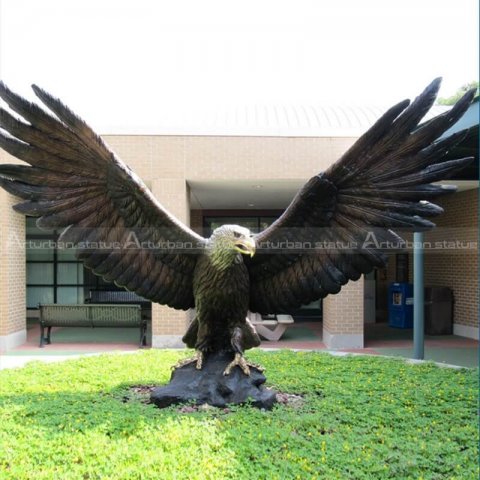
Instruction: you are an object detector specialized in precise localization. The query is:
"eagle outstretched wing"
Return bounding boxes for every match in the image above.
[0,82,206,310]
[248,78,475,314]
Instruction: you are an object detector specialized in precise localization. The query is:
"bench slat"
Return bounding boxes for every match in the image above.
[39,304,142,327]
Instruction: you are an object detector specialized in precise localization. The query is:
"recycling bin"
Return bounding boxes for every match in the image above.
[424,286,453,335]
[388,283,413,329]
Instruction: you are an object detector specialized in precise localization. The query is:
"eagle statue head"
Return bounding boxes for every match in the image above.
[208,225,256,268]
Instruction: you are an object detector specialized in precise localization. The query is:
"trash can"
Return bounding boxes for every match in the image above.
[424,287,453,335]
[388,283,414,329]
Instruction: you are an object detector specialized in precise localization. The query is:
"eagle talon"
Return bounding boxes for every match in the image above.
[251,362,265,373]
[195,351,204,370]
[223,353,252,376]
[173,351,204,370]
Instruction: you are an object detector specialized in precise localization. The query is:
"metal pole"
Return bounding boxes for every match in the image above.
[413,231,424,359]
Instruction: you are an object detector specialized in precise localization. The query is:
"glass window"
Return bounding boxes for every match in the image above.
[57,287,85,304]
[26,217,54,236]
[57,248,78,261]
[300,300,321,310]
[203,216,277,236]
[203,215,281,235]
[26,241,55,261]
[27,287,54,308]
[26,263,54,285]
[57,263,84,285]
[204,216,260,235]
[259,216,277,230]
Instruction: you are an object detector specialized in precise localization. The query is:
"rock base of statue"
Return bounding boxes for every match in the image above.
[150,351,277,410]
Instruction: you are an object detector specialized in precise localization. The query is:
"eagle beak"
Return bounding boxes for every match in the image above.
[234,237,256,257]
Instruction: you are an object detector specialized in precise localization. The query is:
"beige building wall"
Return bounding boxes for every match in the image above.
[103,134,363,349]
[424,189,478,338]
[383,189,478,338]
[102,135,357,182]
[150,179,191,347]
[0,133,475,350]
[180,136,355,180]
[0,156,26,351]
[323,276,365,349]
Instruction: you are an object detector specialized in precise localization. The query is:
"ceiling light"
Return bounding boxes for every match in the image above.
[247,203,255,207]
[252,184,263,189]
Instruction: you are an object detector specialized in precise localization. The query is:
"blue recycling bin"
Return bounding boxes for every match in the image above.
[388,283,414,329]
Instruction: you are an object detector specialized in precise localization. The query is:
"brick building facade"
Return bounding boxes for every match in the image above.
[0,128,477,351]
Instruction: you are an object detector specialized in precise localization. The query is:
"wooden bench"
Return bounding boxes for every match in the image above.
[38,304,146,348]
[248,312,294,341]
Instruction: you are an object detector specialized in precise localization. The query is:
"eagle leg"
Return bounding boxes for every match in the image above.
[223,352,251,376]
[223,326,265,376]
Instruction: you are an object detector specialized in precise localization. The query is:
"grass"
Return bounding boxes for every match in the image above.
[0,350,477,480]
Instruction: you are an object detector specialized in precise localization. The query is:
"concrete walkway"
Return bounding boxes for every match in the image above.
[0,350,140,370]
[0,354,87,370]
[2,321,477,370]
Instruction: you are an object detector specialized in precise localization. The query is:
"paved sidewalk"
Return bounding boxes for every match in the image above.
[0,350,141,371]
[0,352,102,370]
[2,321,477,370]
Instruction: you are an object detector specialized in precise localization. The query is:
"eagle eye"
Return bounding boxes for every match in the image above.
[233,231,241,238]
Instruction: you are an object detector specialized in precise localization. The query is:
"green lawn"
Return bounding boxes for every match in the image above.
[0,350,477,479]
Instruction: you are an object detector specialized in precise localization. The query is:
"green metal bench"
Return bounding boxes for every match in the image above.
[38,304,146,348]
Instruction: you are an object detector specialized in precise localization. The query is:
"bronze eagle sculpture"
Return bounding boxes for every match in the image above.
[0,79,474,375]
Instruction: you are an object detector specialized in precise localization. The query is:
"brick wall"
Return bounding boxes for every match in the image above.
[0,131,475,347]
[103,136,187,182]
[423,189,478,328]
[0,148,26,342]
[0,191,26,337]
[181,136,355,180]
[151,178,191,341]
[104,135,360,343]
[383,189,478,329]
[103,135,357,182]
[323,277,365,336]
[89,136,480,337]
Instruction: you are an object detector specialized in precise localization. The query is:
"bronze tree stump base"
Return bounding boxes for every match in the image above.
[150,351,277,410]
